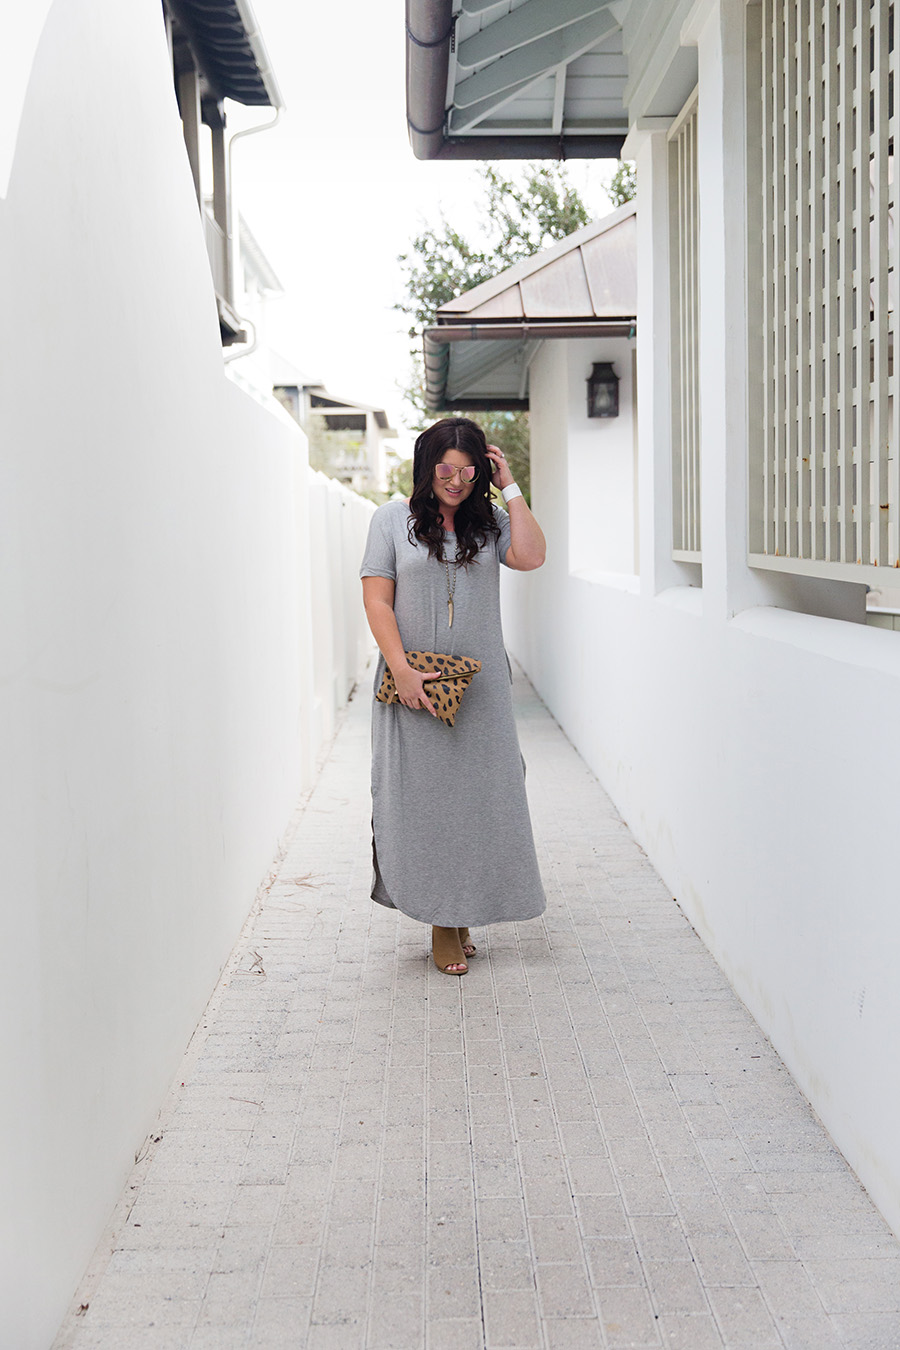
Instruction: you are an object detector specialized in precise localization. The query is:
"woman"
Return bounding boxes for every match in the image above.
[359,417,547,975]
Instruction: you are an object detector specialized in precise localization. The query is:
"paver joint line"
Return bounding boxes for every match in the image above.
[52,666,900,1350]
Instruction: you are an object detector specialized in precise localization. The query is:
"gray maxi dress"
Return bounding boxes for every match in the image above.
[360,498,546,927]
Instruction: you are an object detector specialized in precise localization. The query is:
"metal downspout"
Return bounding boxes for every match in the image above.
[406,0,453,160]
[227,105,283,199]
[222,106,282,363]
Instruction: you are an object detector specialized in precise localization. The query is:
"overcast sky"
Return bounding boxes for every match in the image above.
[228,0,618,442]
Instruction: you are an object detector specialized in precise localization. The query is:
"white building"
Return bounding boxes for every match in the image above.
[1,3,374,1347]
[221,212,288,402]
[408,0,900,1239]
[274,376,399,495]
[425,203,638,576]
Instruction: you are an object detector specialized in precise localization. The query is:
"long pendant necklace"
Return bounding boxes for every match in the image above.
[442,556,458,628]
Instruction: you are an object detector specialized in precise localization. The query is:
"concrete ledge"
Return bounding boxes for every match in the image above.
[731,604,900,679]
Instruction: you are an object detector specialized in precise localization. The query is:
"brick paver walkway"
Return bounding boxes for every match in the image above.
[55,669,900,1349]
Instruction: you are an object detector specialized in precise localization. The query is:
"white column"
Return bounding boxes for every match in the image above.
[691,0,773,619]
[210,117,233,308]
[631,127,685,596]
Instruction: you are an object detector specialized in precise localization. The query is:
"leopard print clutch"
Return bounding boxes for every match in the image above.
[375,650,482,727]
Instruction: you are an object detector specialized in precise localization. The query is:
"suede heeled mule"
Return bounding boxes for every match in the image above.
[432,925,468,976]
[458,927,476,958]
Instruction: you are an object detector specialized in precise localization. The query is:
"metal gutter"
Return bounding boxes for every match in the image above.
[423,318,636,410]
[426,320,637,342]
[432,397,531,411]
[424,134,626,160]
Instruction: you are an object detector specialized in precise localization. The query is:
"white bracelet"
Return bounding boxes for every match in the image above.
[501,482,523,505]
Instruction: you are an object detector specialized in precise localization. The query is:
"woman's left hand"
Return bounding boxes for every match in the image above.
[486,444,515,491]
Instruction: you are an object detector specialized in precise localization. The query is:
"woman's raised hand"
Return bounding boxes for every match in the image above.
[394,664,442,716]
[486,444,515,491]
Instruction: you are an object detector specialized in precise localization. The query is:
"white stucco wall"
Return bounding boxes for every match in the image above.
[502,0,900,1242]
[503,558,900,1238]
[528,336,638,585]
[0,3,373,1346]
[562,337,638,578]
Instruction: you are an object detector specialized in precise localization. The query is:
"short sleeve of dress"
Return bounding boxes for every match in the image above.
[360,504,398,581]
[493,504,513,567]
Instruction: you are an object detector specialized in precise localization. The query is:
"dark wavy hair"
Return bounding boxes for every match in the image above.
[407,417,501,565]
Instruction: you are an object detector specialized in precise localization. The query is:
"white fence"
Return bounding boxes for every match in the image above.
[305,469,377,754]
[669,88,702,561]
[751,0,900,582]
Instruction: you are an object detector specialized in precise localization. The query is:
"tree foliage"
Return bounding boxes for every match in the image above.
[395,162,635,500]
[397,165,592,340]
[606,160,637,208]
[305,420,359,478]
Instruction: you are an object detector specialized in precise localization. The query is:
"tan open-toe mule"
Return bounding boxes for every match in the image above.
[458,927,476,958]
[432,925,468,976]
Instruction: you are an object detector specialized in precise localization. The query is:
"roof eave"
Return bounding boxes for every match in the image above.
[231,0,285,108]
[420,134,627,162]
[423,318,636,412]
[167,0,284,109]
[406,0,627,162]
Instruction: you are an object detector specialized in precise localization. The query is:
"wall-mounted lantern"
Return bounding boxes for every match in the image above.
[586,362,620,418]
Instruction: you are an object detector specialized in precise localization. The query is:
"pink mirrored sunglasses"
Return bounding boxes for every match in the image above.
[435,463,478,483]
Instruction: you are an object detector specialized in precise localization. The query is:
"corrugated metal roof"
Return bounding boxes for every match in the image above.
[437,203,636,323]
[424,201,636,410]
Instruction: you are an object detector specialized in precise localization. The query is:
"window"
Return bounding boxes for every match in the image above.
[669,89,702,561]
[750,0,899,580]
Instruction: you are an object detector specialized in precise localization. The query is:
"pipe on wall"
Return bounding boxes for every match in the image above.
[406,0,453,160]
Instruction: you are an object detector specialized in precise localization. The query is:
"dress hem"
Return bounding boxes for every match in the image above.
[371,830,545,927]
[370,889,546,928]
